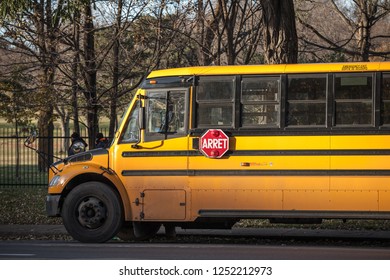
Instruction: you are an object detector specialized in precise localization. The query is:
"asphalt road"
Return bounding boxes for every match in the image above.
[0,240,389,260]
[1,227,389,280]
[1,225,390,260]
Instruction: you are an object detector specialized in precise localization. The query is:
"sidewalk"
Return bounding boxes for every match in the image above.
[1,224,390,240]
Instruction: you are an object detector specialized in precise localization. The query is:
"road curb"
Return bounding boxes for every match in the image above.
[0,224,389,240]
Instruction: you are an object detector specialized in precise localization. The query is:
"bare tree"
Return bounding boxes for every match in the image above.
[260,0,298,64]
[195,0,222,65]
[192,0,263,65]
[297,0,390,61]
[0,0,64,169]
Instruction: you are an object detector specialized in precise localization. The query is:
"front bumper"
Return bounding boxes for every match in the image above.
[46,195,61,217]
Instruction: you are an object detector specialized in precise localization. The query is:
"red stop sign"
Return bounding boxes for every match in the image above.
[199,129,229,158]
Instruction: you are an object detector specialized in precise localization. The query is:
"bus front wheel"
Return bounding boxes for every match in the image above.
[61,182,123,243]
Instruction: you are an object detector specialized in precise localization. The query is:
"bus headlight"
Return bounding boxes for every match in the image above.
[49,175,61,187]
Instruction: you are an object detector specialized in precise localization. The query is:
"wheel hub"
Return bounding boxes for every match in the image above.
[77,197,107,229]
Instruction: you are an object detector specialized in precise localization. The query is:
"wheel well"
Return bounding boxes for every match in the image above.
[59,173,121,213]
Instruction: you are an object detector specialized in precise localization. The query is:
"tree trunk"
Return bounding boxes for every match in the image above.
[82,1,98,148]
[109,0,123,139]
[260,0,298,64]
[38,106,54,171]
[72,9,81,135]
[71,53,81,135]
[195,0,206,65]
[220,0,238,65]
[36,0,55,171]
[55,106,70,155]
[355,0,373,62]
[195,0,222,65]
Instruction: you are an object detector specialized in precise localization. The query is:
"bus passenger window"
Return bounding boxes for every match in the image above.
[381,74,390,125]
[287,75,327,127]
[119,101,140,143]
[196,76,235,128]
[241,76,280,127]
[334,74,373,126]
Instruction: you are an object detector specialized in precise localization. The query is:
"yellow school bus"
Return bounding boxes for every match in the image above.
[46,62,390,243]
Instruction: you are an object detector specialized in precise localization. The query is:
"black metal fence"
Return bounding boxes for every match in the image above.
[0,127,102,188]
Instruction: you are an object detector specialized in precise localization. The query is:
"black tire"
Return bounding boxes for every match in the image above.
[133,222,161,240]
[61,181,123,243]
[117,222,161,241]
[116,222,136,241]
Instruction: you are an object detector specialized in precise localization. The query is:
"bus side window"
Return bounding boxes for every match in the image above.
[241,76,280,127]
[381,73,390,125]
[167,92,186,134]
[119,101,140,143]
[334,73,373,126]
[196,76,235,128]
[286,74,327,127]
[146,90,187,139]
[147,92,166,133]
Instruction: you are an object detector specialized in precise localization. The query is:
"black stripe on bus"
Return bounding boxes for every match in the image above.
[197,210,390,220]
[122,151,196,157]
[122,149,390,158]
[121,169,390,177]
[233,149,390,156]
[189,129,390,137]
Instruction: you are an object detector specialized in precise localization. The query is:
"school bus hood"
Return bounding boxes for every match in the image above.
[49,148,109,179]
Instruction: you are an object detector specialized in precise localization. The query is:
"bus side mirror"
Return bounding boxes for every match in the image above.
[24,131,38,145]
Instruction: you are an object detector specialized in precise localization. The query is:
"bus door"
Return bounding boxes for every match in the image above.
[116,88,189,221]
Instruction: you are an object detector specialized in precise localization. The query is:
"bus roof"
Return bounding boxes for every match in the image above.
[147,62,390,79]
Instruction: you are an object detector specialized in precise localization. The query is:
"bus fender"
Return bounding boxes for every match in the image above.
[50,164,132,221]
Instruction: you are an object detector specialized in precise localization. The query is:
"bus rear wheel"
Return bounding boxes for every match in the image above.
[117,222,161,241]
[62,182,123,243]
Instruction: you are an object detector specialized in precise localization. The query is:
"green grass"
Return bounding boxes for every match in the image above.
[0,165,47,186]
